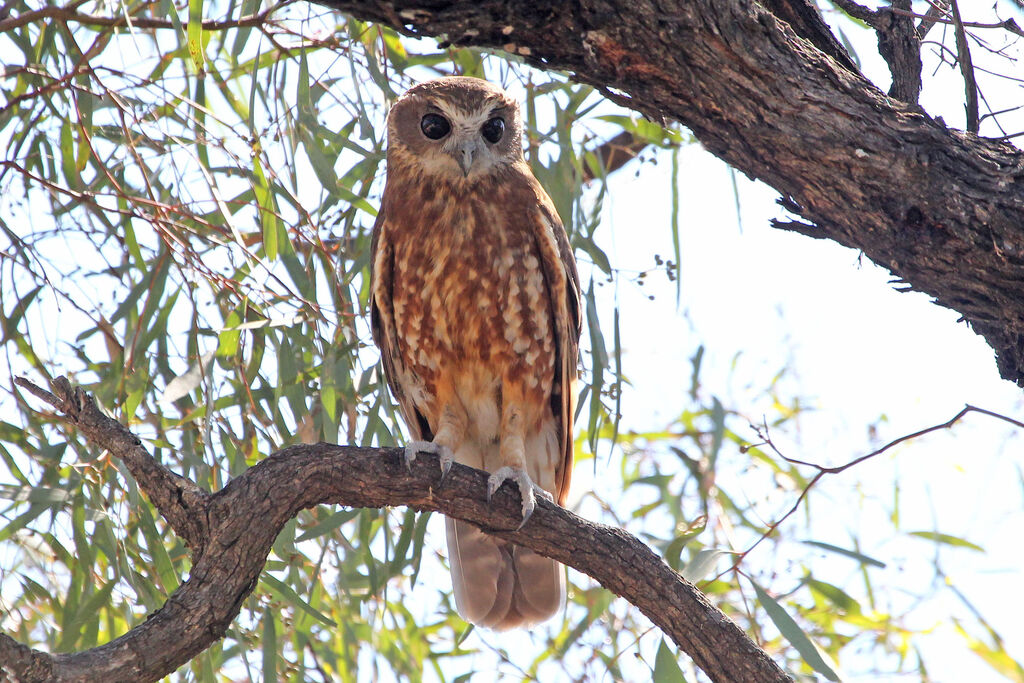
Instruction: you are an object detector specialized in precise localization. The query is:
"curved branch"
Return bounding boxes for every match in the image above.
[0,378,790,683]
[14,376,210,553]
[316,0,1024,387]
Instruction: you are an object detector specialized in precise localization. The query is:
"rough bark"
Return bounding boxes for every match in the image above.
[320,0,1024,386]
[0,377,791,683]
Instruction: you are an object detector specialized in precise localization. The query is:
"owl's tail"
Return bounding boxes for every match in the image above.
[446,518,564,630]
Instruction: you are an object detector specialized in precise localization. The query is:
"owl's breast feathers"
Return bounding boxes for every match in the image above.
[370,160,580,503]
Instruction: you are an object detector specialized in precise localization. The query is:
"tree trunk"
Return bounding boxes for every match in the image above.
[320,0,1024,386]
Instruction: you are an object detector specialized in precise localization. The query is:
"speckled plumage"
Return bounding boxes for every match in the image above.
[370,77,581,629]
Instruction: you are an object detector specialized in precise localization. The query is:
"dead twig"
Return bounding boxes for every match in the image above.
[731,404,1023,568]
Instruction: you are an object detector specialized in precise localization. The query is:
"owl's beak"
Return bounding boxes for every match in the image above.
[453,139,481,177]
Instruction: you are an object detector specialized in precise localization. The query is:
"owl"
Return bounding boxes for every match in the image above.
[369,77,581,630]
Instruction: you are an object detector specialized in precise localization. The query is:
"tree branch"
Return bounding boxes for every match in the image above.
[1,377,791,683]
[580,130,652,183]
[0,3,279,34]
[13,376,210,554]
[730,404,1024,566]
[833,0,923,102]
[312,0,1024,388]
[949,0,980,133]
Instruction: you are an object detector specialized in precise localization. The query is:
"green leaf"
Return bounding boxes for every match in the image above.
[0,484,70,505]
[295,508,360,542]
[654,638,689,683]
[187,0,206,71]
[262,605,278,682]
[387,508,417,576]
[681,548,733,583]
[670,145,682,303]
[802,540,886,568]
[137,504,179,594]
[409,510,432,587]
[807,578,862,614]
[751,579,841,681]
[1,285,42,344]
[688,345,704,400]
[908,531,984,552]
[0,504,49,543]
[261,574,337,627]
[709,397,726,463]
[953,620,1024,681]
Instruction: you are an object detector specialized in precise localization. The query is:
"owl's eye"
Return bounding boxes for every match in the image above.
[481,117,505,144]
[420,114,451,140]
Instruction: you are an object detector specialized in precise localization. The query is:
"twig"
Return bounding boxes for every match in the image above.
[831,0,877,24]
[916,0,951,40]
[731,404,1023,566]
[949,0,980,133]
[892,7,1024,38]
[0,5,279,34]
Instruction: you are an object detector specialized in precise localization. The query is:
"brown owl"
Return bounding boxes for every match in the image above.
[369,77,581,630]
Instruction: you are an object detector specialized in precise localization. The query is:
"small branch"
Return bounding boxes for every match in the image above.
[734,404,1023,564]
[14,376,210,553]
[581,130,651,183]
[949,0,980,133]
[916,0,951,40]
[830,0,877,23]
[0,4,280,34]
[832,0,923,102]
[894,6,1024,39]
[3,377,790,683]
[771,217,826,239]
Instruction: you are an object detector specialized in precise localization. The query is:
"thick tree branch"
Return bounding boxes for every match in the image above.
[315,0,1024,387]
[1,378,791,683]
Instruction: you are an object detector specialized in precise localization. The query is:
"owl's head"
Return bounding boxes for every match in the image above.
[386,77,524,181]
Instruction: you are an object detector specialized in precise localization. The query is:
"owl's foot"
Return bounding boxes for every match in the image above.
[486,467,553,529]
[404,440,455,481]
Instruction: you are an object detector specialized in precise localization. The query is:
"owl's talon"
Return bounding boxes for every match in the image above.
[439,455,454,485]
[486,466,547,529]
[404,440,454,480]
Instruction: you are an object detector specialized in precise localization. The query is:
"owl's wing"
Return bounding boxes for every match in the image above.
[534,198,582,507]
[370,210,433,442]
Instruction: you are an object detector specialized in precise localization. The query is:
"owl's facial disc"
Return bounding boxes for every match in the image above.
[418,106,510,179]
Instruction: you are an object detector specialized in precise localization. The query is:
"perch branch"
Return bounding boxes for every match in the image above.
[1,377,790,683]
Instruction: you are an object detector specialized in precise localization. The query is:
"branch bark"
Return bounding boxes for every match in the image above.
[0,377,790,683]
[317,0,1024,387]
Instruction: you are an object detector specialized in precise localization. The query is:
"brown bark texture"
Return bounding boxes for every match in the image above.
[0,377,791,683]
[320,0,1024,386]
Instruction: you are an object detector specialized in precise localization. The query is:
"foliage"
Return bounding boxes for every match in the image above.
[0,1,1021,681]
